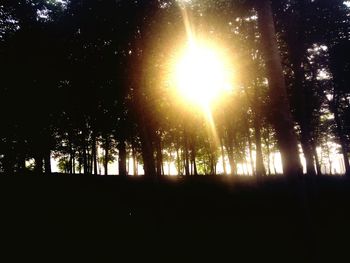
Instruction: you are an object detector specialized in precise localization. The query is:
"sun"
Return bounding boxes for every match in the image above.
[174,42,233,107]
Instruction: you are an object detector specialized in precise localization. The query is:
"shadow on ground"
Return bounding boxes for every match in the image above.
[0,174,349,261]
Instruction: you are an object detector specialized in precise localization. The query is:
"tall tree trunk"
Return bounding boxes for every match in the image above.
[334,103,350,175]
[82,129,88,175]
[311,142,321,175]
[68,137,73,174]
[220,137,227,175]
[300,130,316,175]
[69,154,73,174]
[44,149,51,174]
[293,61,316,176]
[288,0,316,176]
[190,138,198,176]
[176,146,182,175]
[242,162,247,176]
[132,143,138,176]
[139,115,156,176]
[34,154,43,174]
[86,149,91,174]
[104,136,109,176]
[126,158,129,174]
[225,131,237,175]
[227,147,236,175]
[263,128,272,175]
[92,134,97,175]
[252,80,266,177]
[254,119,266,177]
[210,152,217,175]
[155,134,163,176]
[118,138,127,176]
[247,135,255,176]
[272,153,277,175]
[72,154,75,174]
[184,128,190,176]
[256,0,302,176]
[90,150,94,174]
[224,118,237,175]
[78,149,82,174]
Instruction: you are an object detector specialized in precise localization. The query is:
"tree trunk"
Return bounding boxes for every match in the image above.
[247,134,255,176]
[104,136,109,176]
[140,124,156,176]
[254,119,266,177]
[92,134,98,175]
[334,104,350,175]
[132,143,138,176]
[155,134,163,176]
[272,153,277,174]
[44,149,51,174]
[68,138,73,174]
[225,131,237,175]
[78,149,82,174]
[251,79,266,177]
[227,148,236,175]
[299,130,316,175]
[311,142,321,175]
[72,154,76,174]
[118,138,127,176]
[176,146,182,175]
[224,118,237,176]
[293,61,316,176]
[87,150,91,174]
[264,128,272,175]
[126,158,129,174]
[184,128,190,176]
[34,154,43,174]
[220,137,227,175]
[287,0,316,177]
[190,138,198,176]
[82,130,88,175]
[210,152,217,176]
[256,0,302,176]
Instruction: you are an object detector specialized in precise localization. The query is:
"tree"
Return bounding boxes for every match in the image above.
[271,0,349,176]
[255,0,302,176]
[329,41,350,175]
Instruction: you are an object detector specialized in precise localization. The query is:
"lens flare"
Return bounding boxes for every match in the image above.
[174,43,232,107]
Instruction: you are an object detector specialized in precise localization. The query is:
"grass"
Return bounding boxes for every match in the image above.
[0,173,349,261]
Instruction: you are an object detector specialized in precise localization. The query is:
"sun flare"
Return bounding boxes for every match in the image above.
[174,42,233,107]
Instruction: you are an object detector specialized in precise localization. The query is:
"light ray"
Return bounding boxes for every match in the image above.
[203,104,220,147]
[173,3,233,149]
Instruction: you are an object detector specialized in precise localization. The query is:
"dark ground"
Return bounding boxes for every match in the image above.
[1,174,349,262]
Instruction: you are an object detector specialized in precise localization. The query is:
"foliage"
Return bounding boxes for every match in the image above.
[0,0,349,176]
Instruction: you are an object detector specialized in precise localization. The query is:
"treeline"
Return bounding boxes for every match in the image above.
[0,0,349,176]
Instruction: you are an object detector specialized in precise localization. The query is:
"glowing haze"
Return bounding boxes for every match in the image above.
[174,42,233,107]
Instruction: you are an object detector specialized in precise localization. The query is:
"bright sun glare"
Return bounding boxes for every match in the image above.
[174,42,233,107]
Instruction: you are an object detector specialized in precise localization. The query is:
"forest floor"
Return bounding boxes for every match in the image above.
[0,174,349,261]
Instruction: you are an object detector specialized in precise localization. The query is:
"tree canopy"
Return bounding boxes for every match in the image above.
[0,0,349,177]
